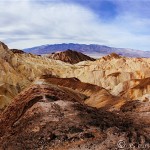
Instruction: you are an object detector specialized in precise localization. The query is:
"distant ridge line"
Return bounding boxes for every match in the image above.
[24,43,150,58]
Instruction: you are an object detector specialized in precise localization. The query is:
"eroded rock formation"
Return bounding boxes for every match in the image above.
[0,42,150,110]
[1,82,149,150]
[46,49,96,64]
[0,42,150,149]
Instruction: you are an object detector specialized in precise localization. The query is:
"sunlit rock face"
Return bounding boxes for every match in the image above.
[71,54,150,101]
[0,42,30,109]
[0,42,150,110]
[0,42,72,110]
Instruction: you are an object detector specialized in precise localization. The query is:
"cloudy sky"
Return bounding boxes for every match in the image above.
[0,0,150,50]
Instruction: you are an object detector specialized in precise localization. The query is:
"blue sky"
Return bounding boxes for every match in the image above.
[0,0,150,51]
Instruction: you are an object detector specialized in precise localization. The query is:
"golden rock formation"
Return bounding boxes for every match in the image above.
[0,42,150,110]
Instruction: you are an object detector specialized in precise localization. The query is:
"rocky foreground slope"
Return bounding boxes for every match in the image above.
[1,81,150,150]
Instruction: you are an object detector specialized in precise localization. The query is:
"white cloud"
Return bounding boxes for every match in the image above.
[0,0,149,51]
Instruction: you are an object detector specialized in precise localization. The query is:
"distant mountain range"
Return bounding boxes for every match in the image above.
[24,43,150,58]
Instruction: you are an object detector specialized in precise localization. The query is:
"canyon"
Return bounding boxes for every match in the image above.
[0,41,150,149]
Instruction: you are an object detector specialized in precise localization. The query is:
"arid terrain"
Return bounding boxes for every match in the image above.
[0,41,150,150]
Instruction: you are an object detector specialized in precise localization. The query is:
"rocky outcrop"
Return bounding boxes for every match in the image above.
[1,82,149,150]
[47,49,96,64]
[112,77,150,100]
[0,41,8,50]
[102,53,121,60]
[11,49,25,54]
[71,54,150,101]
[0,83,19,110]
[0,41,12,60]
[120,100,150,141]
[41,76,127,111]
[0,43,30,110]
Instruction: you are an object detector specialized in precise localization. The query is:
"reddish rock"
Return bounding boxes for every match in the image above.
[0,83,150,149]
[47,49,96,64]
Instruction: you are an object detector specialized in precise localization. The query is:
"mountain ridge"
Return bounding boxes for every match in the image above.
[24,43,150,58]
